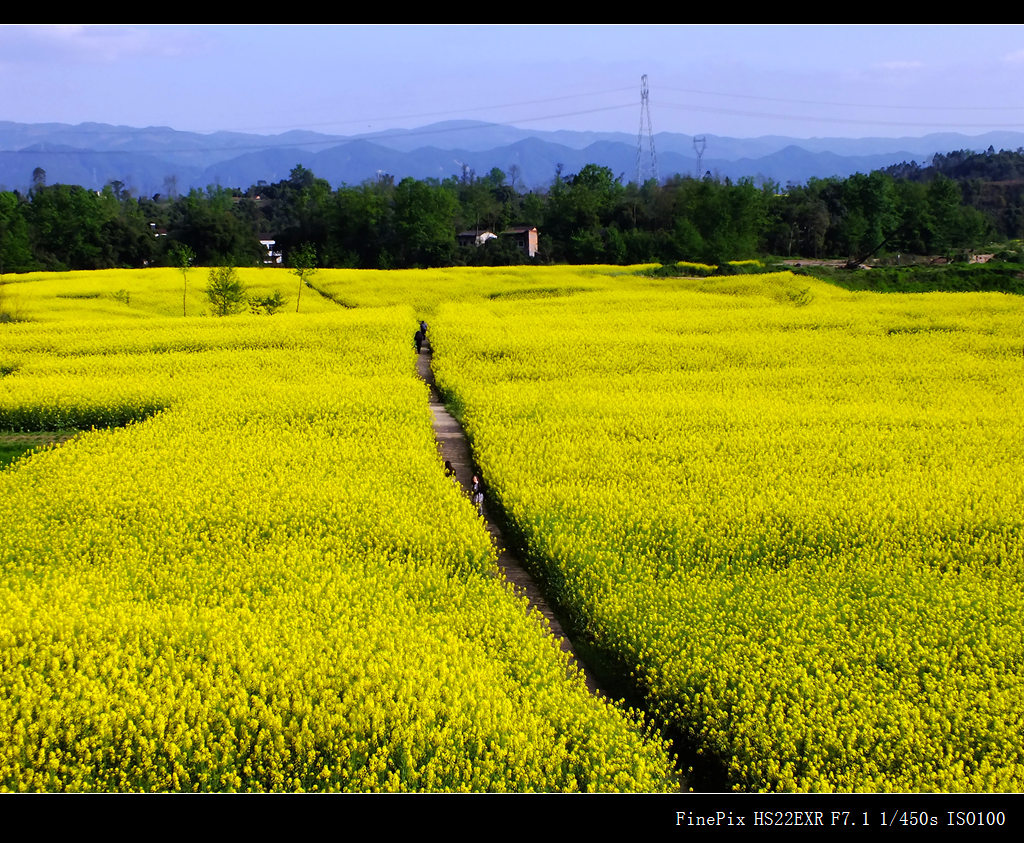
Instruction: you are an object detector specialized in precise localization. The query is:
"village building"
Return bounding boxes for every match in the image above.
[502,225,539,258]
[457,225,539,258]
[456,230,498,248]
[259,236,283,265]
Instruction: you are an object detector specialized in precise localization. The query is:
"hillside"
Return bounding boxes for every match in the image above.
[2,120,1023,195]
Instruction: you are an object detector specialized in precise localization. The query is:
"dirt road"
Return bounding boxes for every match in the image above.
[414,339,604,697]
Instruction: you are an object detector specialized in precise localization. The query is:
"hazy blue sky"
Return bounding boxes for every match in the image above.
[2,24,1023,139]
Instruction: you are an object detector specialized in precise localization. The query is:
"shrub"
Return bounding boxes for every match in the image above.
[249,291,286,315]
[205,267,247,316]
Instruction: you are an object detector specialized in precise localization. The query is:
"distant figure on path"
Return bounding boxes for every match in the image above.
[471,474,484,515]
[444,460,456,481]
[414,329,425,354]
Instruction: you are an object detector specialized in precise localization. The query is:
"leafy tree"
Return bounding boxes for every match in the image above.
[0,192,36,274]
[288,242,318,313]
[458,177,501,234]
[927,175,967,256]
[392,178,458,267]
[205,266,247,316]
[98,190,158,268]
[835,172,898,261]
[169,187,263,267]
[28,184,108,270]
[545,164,625,261]
[331,179,396,268]
[263,165,333,260]
[169,243,196,316]
[891,180,934,254]
[105,180,130,201]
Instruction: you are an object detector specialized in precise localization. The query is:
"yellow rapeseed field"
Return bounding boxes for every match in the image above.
[430,270,1024,792]
[4,264,1022,793]
[0,274,676,792]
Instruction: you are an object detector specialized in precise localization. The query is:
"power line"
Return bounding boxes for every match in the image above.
[5,86,639,139]
[658,85,1024,113]
[225,86,638,135]
[9,80,1024,163]
[658,99,1024,130]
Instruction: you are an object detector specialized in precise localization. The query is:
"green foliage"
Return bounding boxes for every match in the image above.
[262,165,333,260]
[6,152,1021,274]
[205,266,247,316]
[169,242,195,271]
[993,243,1024,262]
[641,259,780,279]
[793,260,1024,295]
[170,187,263,267]
[249,290,287,315]
[288,242,317,273]
[28,184,107,270]
[0,441,26,469]
[0,191,37,274]
[329,180,395,269]
[392,177,458,267]
[460,235,528,267]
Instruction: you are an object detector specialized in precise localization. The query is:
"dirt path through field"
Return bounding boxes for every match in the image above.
[0,431,80,469]
[415,338,604,697]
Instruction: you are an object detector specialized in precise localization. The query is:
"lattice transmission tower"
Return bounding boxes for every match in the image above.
[636,74,658,185]
[693,136,707,179]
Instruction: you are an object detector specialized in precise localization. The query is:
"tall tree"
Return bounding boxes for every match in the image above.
[839,171,898,260]
[169,243,196,316]
[288,242,318,313]
[28,184,107,270]
[331,179,395,268]
[392,178,457,267]
[169,187,262,266]
[0,192,35,274]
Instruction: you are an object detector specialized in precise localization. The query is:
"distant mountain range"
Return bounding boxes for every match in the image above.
[2,120,1022,196]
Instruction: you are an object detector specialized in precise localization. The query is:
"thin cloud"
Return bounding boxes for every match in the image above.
[872,60,927,71]
[0,24,200,63]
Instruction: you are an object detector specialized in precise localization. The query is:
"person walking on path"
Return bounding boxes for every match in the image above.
[414,328,425,354]
[471,474,484,515]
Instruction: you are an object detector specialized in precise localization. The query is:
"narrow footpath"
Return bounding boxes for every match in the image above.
[415,338,604,697]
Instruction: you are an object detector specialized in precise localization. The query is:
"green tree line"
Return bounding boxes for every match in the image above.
[1,155,1015,275]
